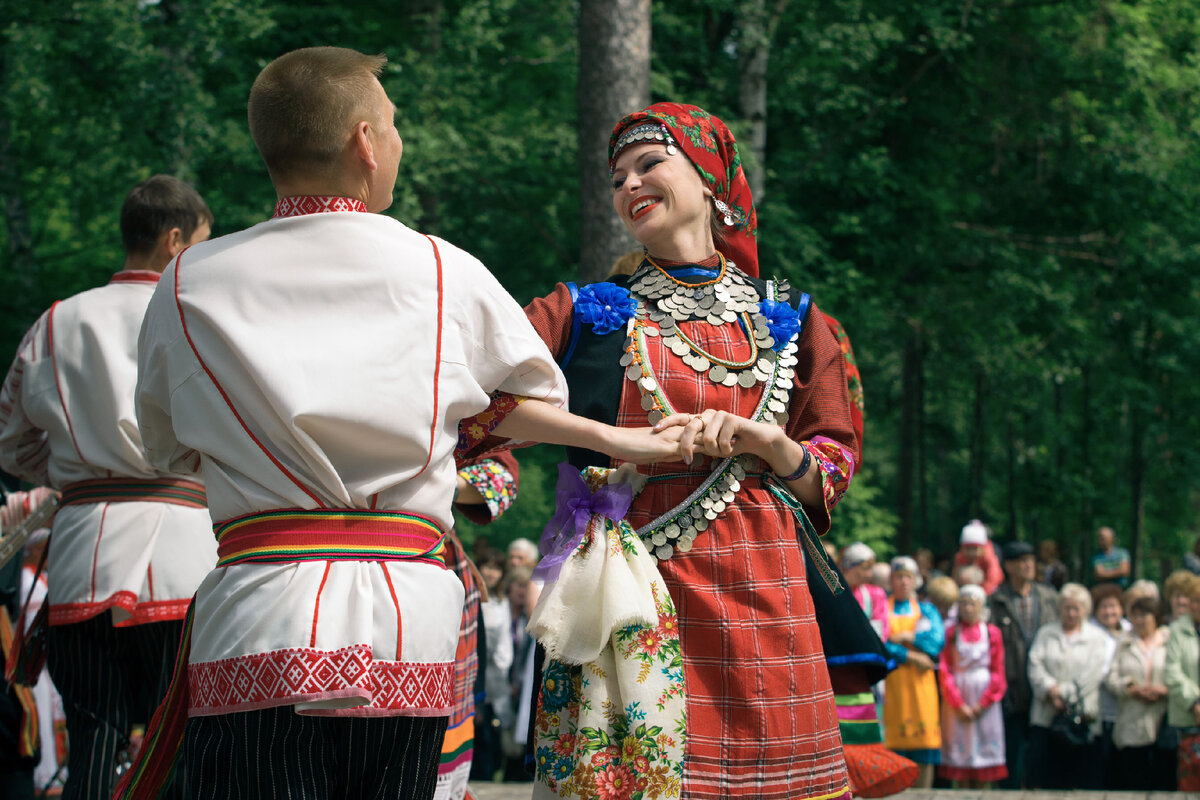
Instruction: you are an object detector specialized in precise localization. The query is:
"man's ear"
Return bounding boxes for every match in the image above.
[164,227,187,258]
[354,120,378,171]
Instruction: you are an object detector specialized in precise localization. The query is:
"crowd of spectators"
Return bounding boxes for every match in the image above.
[841,522,1200,792]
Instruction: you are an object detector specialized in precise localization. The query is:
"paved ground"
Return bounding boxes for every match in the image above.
[468,786,1199,800]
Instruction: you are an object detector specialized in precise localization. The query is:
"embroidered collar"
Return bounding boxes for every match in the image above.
[109,270,161,285]
[272,196,369,218]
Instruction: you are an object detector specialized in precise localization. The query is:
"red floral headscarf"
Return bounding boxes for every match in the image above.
[609,102,760,277]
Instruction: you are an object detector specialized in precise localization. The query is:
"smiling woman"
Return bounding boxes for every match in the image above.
[521,103,863,800]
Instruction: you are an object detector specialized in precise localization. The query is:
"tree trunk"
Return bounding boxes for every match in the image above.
[897,323,922,553]
[577,0,650,282]
[403,0,445,231]
[737,0,769,201]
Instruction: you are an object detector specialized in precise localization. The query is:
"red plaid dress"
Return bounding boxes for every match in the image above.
[529,284,857,800]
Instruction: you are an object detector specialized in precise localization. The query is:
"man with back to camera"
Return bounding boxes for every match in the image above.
[0,175,218,799]
[120,47,683,799]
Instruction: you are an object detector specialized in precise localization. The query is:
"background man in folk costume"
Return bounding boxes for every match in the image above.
[0,176,219,799]
[120,46,685,799]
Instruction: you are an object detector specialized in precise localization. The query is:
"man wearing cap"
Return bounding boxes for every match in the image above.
[988,541,1060,788]
[843,542,890,642]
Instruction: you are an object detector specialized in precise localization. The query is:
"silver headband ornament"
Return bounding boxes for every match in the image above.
[611,123,678,171]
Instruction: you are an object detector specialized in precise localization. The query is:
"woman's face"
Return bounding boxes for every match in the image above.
[480,562,503,591]
[1172,591,1193,620]
[611,142,712,254]
[1130,609,1157,638]
[1095,597,1123,632]
[891,570,916,600]
[959,595,982,624]
[1061,598,1085,631]
[845,559,874,589]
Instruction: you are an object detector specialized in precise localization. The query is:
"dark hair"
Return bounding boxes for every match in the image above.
[1091,582,1125,613]
[120,175,212,257]
[478,548,506,572]
[1129,596,1163,624]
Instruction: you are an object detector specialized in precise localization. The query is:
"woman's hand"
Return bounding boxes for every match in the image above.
[954,704,977,722]
[602,425,690,465]
[889,630,915,646]
[654,410,781,464]
[907,650,935,672]
[653,409,825,507]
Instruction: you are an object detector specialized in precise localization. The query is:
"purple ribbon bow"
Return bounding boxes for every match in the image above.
[533,463,634,583]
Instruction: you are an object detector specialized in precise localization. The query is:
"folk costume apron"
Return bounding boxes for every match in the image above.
[939,623,1005,780]
[884,599,941,754]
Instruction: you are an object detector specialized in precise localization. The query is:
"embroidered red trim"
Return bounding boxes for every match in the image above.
[412,235,445,479]
[108,270,162,285]
[48,594,192,627]
[272,196,368,218]
[187,644,454,715]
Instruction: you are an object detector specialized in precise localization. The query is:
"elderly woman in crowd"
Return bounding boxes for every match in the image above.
[844,542,890,641]
[1164,569,1195,622]
[1027,582,1110,789]
[938,584,1007,787]
[1105,596,1172,790]
[884,556,945,787]
[1090,581,1130,785]
[1166,573,1200,790]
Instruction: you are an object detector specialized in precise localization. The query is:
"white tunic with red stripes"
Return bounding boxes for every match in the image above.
[135,197,568,717]
[0,271,218,626]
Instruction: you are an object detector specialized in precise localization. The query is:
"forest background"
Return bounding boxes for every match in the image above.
[2,0,1198,580]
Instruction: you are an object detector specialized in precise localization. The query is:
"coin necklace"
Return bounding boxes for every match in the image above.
[620,269,803,561]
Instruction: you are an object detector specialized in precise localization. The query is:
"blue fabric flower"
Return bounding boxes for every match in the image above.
[758,298,801,350]
[576,282,636,335]
[541,660,574,712]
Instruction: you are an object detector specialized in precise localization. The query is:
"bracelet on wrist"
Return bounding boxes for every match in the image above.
[777,446,812,482]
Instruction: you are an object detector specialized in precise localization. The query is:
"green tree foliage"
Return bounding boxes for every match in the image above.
[2,1,1198,579]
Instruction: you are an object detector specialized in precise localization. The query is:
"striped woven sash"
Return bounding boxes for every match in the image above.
[115,507,447,800]
[60,478,206,508]
[214,508,447,569]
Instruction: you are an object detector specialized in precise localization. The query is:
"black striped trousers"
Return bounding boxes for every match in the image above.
[184,705,448,799]
[46,615,185,800]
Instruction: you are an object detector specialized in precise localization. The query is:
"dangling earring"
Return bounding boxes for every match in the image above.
[713,198,739,227]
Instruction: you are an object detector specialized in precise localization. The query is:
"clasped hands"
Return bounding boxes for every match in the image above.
[612,409,786,466]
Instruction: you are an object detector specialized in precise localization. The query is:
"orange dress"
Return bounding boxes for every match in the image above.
[883,598,943,758]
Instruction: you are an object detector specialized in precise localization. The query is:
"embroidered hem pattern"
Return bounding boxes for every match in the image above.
[49,594,192,627]
[187,644,454,717]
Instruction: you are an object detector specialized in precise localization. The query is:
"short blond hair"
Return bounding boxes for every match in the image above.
[1165,569,1194,604]
[925,576,959,615]
[248,47,387,181]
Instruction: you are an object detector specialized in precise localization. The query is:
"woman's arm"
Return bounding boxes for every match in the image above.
[1027,626,1057,700]
[938,627,965,709]
[914,601,945,657]
[980,624,1008,708]
[1165,628,1200,712]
